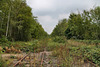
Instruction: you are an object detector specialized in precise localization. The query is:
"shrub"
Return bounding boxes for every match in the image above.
[0,36,8,43]
[53,36,66,43]
[0,36,11,46]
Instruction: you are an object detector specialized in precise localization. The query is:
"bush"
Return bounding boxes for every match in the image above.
[70,45,100,66]
[53,36,66,43]
[0,36,11,46]
[0,36,8,43]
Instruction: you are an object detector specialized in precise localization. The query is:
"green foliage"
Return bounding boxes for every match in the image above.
[28,40,40,52]
[68,45,100,66]
[52,41,100,66]
[12,40,40,52]
[76,40,100,45]
[0,0,48,41]
[0,36,11,46]
[51,19,68,36]
[52,6,100,40]
[31,22,48,39]
[65,13,84,39]
[65,7,100,40]
[80,46,100,66]
[47,40,64,51]
[0,36,8,43]
[53,36,66,43]
[11,40,46,52]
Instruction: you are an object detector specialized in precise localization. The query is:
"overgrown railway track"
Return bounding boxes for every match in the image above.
[13,49,52,67]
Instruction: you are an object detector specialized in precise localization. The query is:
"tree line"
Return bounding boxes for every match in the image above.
[0,0,48,41]
[51,6,100,40]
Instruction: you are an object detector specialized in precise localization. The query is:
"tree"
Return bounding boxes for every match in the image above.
[90,7,100,39]
[51,19,68,36]
[0,0,48,41]
[65,13,84,39]
[53,6,100,40]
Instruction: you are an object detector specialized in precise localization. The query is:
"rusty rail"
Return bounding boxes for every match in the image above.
[13,48,49,67]
[13,52,31,67]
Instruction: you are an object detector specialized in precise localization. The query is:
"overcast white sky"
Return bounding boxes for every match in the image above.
[26,0,100,34]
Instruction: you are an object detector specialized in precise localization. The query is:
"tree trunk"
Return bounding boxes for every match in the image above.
[6,7,11,37]
[1,18,3,28]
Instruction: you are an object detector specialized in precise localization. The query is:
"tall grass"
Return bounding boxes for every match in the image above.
[0,56,7,67]
[51,40,100,67]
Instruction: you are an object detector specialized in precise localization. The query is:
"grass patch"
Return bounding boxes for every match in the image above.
[0,56,7,67]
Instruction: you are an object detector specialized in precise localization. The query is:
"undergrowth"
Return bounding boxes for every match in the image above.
[0,56,7,67]
[0,37,100,66]
[52,40,100,67]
